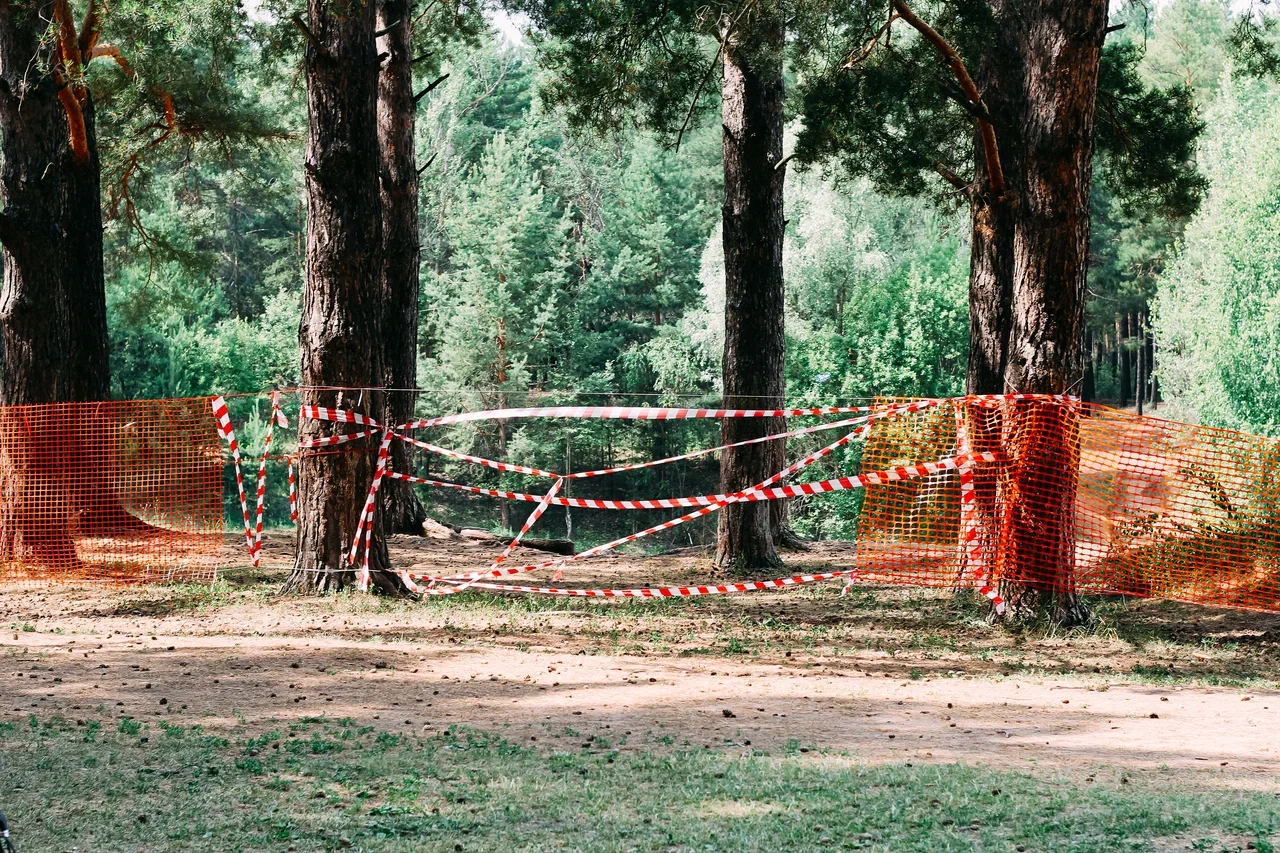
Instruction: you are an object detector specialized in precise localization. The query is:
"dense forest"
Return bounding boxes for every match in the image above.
[87,0,1273,423]
[1,0,1278,613]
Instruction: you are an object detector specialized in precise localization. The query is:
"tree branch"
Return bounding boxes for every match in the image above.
[374,19,402,38]
[673,41,723,151]
[673,0,759,151]
[933,161,968,190]
[56,84,91,163]
[290,13,329,59]
[77,0,101,58]
[88,44,136,78]
[891,0,1005,196]
[843,13,899,69]
[413,73,449,102]
[416,152,437,176]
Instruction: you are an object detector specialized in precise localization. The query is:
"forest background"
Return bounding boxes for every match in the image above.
[95,0,1279,540]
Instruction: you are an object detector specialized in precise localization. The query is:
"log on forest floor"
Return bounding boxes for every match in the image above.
[422,517,575,555]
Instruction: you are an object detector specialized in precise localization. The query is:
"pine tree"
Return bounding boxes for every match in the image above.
[506,0,791,570]
[790,0,1205,623]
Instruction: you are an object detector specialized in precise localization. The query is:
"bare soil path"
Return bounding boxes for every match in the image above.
[5,534,1280,794]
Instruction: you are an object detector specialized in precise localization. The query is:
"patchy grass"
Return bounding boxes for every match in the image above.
[3,714,1278,852]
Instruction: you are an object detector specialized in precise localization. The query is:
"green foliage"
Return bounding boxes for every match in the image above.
[794,3,1206,215]
[1139,0,1232,100]
[1152,76,1280,433]
[791,0,989,204]
[782,173,968,401]
[1229,6,1280,80]
[1094,42,1207,220]
[508,0,720,137]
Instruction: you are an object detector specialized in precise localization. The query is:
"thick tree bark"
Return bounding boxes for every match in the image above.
[713,15,785,573]
[376,0,426,533]
[286,0,406,595]
[964,23,1023,398]
[985,0,1105,627]
[0,1,110,406]
[0,2,152,569]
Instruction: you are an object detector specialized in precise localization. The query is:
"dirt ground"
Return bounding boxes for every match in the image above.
[5,533,1280,795]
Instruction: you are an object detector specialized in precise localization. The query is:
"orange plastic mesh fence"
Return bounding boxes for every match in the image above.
[858,398,1280,612]
[4,391,1280,616]
[0,398,224,585]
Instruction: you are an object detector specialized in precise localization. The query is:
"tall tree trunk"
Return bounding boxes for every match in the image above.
[992,0,1106,627]
[1082,327,1094,402]
[966,192,1014,396]
[0,1,151,571]
[1141,308,1152,414]
[1118,313,1130,408]
[714,14,785,573]
[286,0,404,595]
[1144,312,1156,407]
[376,0,426,534]
[0,2,110,408]
[1109,317,1119,388]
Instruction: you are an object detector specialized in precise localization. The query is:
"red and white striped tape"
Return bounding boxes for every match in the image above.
[250,392,289,561]
[297,427,381,449]
[955,406,1004,614]
[415,449,990,589]
[396,393,1072,430]
[391,433,563,478]
[282,392,1077,607]
[490,478,563,570]
[287,455,298,522]
[391,401,936,483]
[301,394,1073,434]
[351,430,395,589]
[425,569,856,598]
[389,451,995,510]
[411,420,873,587]
[211,396,258,565]
[301,406,382,426]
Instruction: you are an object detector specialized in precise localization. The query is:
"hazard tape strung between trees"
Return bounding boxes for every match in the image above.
[408,404,965,591]
[252,392,289,563]
[310,396,1009,600]
[327,399,936,588]
[954,406,1004,614]
[212,393,1028,603]
[211,396,258,565]
[440,570,857,599]
[287,456,298,522]
[385,452,995,510]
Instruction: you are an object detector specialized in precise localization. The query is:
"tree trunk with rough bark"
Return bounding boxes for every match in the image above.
[713,15,786,574]
[285,0,406,596]
[987,0,1105,627]
[0,1,111,409]
[0,1,150,570]
[376,0,426,533]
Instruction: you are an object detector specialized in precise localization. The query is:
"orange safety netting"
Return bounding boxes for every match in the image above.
[857,398,1280,612]
[3,391,1280,617]
[0,398,224,585]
